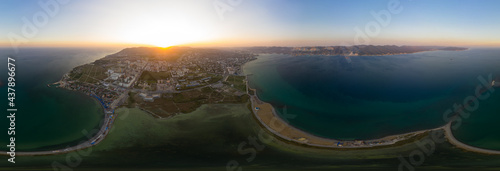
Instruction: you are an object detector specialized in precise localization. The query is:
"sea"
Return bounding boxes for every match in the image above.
[0,47,121,151]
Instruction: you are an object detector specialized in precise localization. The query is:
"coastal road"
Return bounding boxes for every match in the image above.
[1,110,116,156]
[1,87,125,156]
[1,63,142,156]
[110,90,129,109]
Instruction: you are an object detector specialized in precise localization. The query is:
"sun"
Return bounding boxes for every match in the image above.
[118,17,211,48]
[122,28,208,48]
[139,35,191,48]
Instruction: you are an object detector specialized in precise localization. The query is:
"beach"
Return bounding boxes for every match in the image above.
[243,52,500,153]
[444,122,500,154]
[249,86,500,154]
[248,89,438,149]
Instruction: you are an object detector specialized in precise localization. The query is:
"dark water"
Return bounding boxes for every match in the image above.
[0,47,120,151]
[244,49,500,150]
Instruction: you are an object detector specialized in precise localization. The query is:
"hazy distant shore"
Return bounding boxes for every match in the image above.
[244,45,468,57]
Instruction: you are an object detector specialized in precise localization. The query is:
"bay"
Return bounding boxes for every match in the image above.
[0,47,120,151]
[243,48,500,151]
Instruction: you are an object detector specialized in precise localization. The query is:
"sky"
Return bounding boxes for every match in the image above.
[1,0,500,48]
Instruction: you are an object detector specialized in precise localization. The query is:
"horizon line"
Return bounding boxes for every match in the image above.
[2,44,500,49]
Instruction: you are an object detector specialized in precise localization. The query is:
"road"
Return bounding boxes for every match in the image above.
[1,107,116,156]
[0,73,137,156]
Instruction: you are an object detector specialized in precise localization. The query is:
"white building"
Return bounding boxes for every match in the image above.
[110,73,122,80]
[119,82,132,88]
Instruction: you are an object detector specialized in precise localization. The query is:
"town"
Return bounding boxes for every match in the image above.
[53,46,256,118]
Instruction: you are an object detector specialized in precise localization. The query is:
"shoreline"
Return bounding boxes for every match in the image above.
[248,92,439,149]
[0,76,117,156]
[444,122,500,154]
[283,48,469,57]
[246,75,500,153]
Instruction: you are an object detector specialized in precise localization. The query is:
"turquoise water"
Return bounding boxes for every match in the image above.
[243,48,500,150]
[451,91,500,150]
[0,47,120,151]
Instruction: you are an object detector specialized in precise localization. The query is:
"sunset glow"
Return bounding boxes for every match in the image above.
[115,13,213,47]
[1,0,500,48]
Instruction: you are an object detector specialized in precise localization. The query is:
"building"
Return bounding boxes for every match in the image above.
[140,92,161,102]
[119,82,132,88]
[110,73,122,80]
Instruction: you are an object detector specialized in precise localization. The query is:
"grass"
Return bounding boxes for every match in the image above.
[126,92,136,108]
[136,95,180,118]
[139,71,171,84]
[207,74,223,84]
[173,90,207,103]
[137,85,249,118]
[225,75,247,92]
[69,64,108,83]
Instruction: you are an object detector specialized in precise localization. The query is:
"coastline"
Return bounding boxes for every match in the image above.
[242,57,437,149]
[284,47,470,57]
[0,73,117,156]
[246,75,500,153]
[248,91,439,149]
[444,122,500,154]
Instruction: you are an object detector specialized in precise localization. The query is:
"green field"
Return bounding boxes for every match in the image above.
[139,71,171,84]
[69,64,108,83]
[225,75,247,92]
[135,85,248,117]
